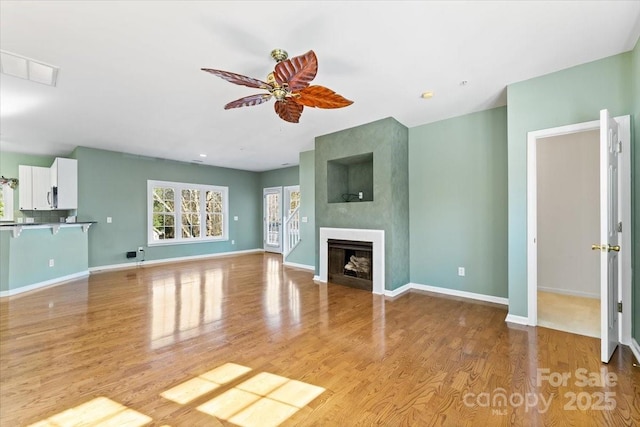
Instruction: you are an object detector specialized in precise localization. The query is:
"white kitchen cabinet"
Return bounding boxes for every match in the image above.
[18,165,33,210]
[32,166,52,210]
[50,158,78,209]
[18,165,51,210]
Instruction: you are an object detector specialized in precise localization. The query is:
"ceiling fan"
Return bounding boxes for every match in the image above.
[201,49,353,123]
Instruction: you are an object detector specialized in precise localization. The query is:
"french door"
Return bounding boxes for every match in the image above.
[263,187,282,253]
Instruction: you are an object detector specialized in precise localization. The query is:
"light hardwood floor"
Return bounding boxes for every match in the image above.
[1,253,639,426]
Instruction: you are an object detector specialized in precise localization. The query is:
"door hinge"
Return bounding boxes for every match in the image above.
[617,222,622,233]
[617,302,623,313]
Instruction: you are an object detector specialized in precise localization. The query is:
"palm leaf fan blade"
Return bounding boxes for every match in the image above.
[274,50,318,91]
[224,93,273,109]
[294,85,353,109]
[201,68,272,90]
[274,100,303,123]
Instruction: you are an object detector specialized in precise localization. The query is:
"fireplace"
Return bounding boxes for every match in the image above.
[317,228,384,294]
[328,239,373,291]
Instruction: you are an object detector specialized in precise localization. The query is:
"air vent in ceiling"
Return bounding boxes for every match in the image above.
[0,50,59,86]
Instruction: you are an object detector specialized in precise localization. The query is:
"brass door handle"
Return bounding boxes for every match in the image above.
[591,244,621,252]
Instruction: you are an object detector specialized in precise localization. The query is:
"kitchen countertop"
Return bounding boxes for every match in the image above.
[0,221,97,237]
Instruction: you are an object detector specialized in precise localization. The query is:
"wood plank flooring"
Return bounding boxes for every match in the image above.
[1,252,639,426]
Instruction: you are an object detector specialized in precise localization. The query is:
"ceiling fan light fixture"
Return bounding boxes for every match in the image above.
[202,49,352,123]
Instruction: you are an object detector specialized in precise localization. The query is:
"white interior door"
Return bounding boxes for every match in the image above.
[597,109,620,363]
[264,187,282,253]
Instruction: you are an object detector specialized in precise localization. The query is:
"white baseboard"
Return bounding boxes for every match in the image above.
[631,338,640,365]
[538,286,599,299]
[393,282,509,305]
[313,275,322,282]
[383,283,412,297]
[282,261,315,271]
[505,314,531,325]
[89,248,264,273]
[0,271,90,298]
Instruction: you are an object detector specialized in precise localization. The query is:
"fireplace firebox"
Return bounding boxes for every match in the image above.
[327,239,373,291]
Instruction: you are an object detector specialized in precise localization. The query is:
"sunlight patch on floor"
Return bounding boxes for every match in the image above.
[197,371,325,426]
[27,397,152,427]
[161,362,252,404]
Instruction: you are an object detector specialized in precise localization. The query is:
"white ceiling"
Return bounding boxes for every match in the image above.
[1,1,639,172]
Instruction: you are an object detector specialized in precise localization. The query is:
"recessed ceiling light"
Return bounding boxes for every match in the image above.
[199,154,207,158]
[0,50,59,86]
[421,91,434,99]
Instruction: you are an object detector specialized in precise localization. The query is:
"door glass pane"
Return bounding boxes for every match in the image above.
[266,193,280,246]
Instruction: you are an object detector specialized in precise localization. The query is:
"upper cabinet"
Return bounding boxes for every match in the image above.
[51,158,78,210]
[18,165,51,210]
[18,158,78,211]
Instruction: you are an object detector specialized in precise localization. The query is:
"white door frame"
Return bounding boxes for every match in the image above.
[526,115,631,345]
[263,186,283,253]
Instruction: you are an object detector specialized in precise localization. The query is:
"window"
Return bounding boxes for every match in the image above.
[0,183,14,222]
[148,180,228,245]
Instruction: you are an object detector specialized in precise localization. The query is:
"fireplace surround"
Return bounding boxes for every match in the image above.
[318,227,384,294]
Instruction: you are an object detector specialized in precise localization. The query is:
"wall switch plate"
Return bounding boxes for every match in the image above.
[234,216,238,221]
[106,217,112,223]
[49,259,55,267]
[458,267,465,276]
[302,216,308,223]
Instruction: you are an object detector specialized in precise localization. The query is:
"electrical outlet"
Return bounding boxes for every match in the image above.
[138,246,144,252]
[231,240,235,245]
[106,217,112,223]
[358,191,363,200]
[49,259,55,267]
[458,267,465,277]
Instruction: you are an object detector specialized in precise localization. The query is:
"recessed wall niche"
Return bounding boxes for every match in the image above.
[327,153,373,203]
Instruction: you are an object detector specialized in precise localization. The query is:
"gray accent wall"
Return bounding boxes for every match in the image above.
[409,107,508,298]
[315,117,409,290]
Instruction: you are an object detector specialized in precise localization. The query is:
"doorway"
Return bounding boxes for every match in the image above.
[536,130,600,338]
[526,114,632,361]
[263,187,282,253]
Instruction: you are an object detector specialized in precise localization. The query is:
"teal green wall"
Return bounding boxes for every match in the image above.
[72,147,262,268]
[1,227,88,292]
[507,52,633,317]
[631,37,639,344]
[286,150,315,268]
[409,107,508,297]
[315,117,410,290]
[259,165,299,189]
